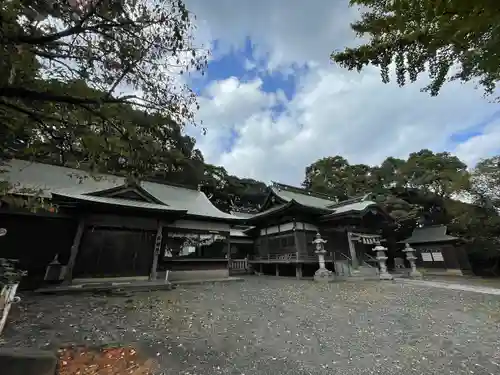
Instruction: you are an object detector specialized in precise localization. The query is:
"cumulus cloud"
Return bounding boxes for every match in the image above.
[185,0,500,184]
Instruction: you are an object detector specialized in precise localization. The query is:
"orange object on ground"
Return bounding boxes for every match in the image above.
[57,346,155,375]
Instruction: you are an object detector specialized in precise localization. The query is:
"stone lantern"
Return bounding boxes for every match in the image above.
[402,243,422,278]
[312,232,334,282]
[374,244,393,280]
[44,254,64,284]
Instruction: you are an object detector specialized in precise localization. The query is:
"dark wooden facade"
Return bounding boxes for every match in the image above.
[0,211,77,290]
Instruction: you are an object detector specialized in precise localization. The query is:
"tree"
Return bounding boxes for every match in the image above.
[401,149,469,198]
[469,156,500,210]
[1,0,207,172]
[303,156,372,200]
[331,0,500,97]
[370,157,406,191]
[303,150,469,226]
[201,165,268,212]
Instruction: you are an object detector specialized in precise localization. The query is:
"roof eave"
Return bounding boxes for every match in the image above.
[247,200,330,223]
[397,235,459,244]
[52,192,188,215]
[321,203,392,221]
[246,201,295,223]
[258,187,289,212]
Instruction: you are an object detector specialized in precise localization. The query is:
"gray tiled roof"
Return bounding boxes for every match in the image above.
[247,203,290,219]
[399,225,458,244]
[271,187,331,208]
[3,159,243,220]
[329,200,378,214]
[271,183,337,209]
[268,183,379,217]
[54,191,187,213]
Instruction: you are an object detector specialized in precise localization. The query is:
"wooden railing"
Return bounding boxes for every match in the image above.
[250,252,337,262]
[362,253,378,268]
[230,258,248,271]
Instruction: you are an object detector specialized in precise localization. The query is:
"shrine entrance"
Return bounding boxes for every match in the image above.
[347,232,383,267]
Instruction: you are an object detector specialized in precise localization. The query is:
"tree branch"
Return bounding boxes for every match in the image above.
[0,86,130,106]
[12,0,106,45]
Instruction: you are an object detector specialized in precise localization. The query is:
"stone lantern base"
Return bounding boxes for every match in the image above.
[409,269,423,279]
[314,268,335,282]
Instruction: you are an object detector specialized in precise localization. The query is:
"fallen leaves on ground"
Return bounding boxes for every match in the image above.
[58,346,155,375]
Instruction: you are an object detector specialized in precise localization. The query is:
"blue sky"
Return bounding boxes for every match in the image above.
[193,38,302,102]
[184,0,500,184]
[190,38,308,154]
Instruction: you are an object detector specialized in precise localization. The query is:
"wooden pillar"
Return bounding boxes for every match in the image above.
[293,218,300,260]
[295,264,302,279]
[347,231,359,268]
[150,221,163,281]
[259,263,263,274]
[227,232,231,274]
[63,217,85,285]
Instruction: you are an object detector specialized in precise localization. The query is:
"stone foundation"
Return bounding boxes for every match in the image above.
[161,269,230,281]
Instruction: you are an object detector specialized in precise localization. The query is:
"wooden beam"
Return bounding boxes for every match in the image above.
[63,217,85,285]
[227,234,231,274]
[295,264,302,279]
[150,221,164,281]
[293,218,301,257]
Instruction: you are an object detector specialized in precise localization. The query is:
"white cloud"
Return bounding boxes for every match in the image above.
[454,120,500,166]
[184,0,500,184]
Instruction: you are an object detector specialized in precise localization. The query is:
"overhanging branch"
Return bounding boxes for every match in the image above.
[0,86,132,106]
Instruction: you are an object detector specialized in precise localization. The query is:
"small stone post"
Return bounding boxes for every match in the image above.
[374,244,393,280]
[402,243,422,278]
[313,232,335,282]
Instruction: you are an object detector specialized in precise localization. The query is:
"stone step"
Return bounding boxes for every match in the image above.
[348,266,380,280]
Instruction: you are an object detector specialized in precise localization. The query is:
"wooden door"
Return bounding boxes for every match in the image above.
[73,227,155,278]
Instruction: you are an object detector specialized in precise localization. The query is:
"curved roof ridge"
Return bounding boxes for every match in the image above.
[271,181,338,202]
[327,195,367,209]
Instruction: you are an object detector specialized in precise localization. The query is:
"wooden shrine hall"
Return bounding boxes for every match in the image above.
[1,160,397,286]
[0,159,250,286]
[243,183,393,278]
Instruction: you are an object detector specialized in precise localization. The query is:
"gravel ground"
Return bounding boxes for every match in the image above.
[2,277,500,375]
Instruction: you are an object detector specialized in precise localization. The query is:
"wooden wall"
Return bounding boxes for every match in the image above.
[0,211,77,290]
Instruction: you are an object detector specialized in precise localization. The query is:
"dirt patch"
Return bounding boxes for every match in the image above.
[57,346,156,375]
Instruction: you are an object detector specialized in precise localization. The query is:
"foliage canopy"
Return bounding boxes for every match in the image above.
[1,0,207,173]
[332,0,500,97]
